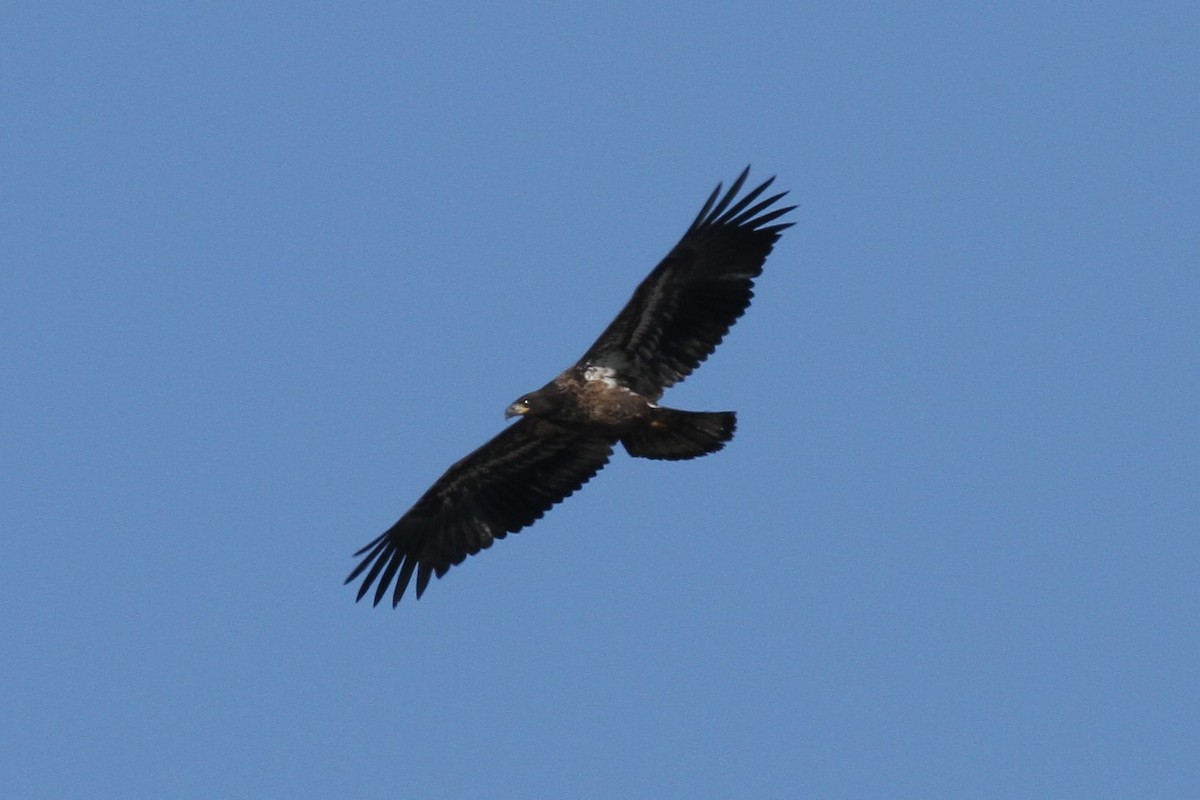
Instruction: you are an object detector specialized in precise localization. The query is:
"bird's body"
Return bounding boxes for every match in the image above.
[510,365,652,432]
[347,168,794,605]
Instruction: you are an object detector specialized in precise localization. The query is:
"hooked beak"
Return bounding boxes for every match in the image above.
[505,403,528,420]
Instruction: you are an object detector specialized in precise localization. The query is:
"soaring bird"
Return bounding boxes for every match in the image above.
[347,167,794,605]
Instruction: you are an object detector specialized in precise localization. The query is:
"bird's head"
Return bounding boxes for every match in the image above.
[505,388,557,420]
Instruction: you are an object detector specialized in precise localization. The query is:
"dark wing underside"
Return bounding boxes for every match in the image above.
[580,167,795,399]
[346,419,615,606]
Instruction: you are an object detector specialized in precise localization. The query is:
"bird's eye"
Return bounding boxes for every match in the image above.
[521,398,531,406]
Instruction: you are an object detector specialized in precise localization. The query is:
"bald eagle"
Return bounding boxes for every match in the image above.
[347,168,794,605]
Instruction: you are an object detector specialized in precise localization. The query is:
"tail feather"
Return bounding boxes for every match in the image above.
[621,409,736,461]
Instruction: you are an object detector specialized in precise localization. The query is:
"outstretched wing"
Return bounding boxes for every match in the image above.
[346,419,615,606]
[579,167,794,399]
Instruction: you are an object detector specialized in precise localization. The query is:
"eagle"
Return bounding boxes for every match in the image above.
[347,167,794,605]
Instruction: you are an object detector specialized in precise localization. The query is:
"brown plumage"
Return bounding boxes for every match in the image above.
[346,167,794,605]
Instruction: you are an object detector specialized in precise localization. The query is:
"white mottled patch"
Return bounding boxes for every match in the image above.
[583,365,619,388]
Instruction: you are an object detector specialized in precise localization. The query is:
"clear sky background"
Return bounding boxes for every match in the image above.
[3,3,1197,798]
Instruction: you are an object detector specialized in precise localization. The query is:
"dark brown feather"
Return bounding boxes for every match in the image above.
[346,419,614,605]
[579,167,794,399]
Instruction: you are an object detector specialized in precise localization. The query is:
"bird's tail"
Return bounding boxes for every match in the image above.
[621,408,736,461]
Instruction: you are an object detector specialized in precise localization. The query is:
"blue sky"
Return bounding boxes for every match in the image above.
[3,3,1197,797]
